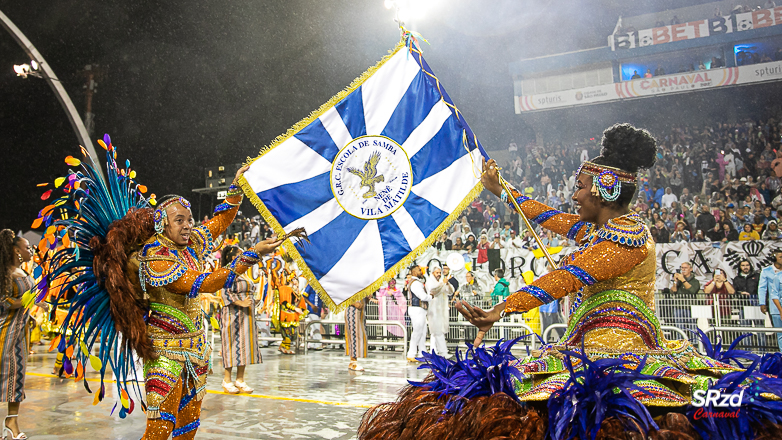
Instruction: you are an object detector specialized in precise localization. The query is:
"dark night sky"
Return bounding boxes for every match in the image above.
[0,0,715,232]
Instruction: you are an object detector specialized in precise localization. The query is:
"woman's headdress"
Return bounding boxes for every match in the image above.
[153,196,191,234]
[576,161,638,202]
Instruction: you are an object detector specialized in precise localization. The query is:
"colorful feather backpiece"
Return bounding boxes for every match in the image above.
[32,134,156,418]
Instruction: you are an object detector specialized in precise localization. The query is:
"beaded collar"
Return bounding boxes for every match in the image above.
[594,212,648,247]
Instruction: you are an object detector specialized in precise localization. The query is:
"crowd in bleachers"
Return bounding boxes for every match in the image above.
[492,117,782,245]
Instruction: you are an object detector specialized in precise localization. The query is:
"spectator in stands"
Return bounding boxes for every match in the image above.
[692,229,708,242]
[458,271,482,300]
[698,61,707,70]
[739,223,760,241]
[654,65,665,76]
[704,268,736,320]
[661,187,678,208]
[644,69,653,78]
[489,233,504,250]
[752,215,767,237]
[490,268,510,305]
[707,222,724,242]
[631,70,641,79]
[452,237,464,251]
[719,222,739,242]
[652,220,670,243]
[696,204,717,234]
[434,232,452,251]
[671,221,691,242]
[764,220,781,240]
[465,234,477,250]
[500,222,512,241]
[476,234,490,265]
[507,230,523,250]
[672,262,700,296]
[670,261,699,332]
[733,259,760,301]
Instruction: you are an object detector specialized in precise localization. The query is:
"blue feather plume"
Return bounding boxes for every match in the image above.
[409,338,524,414]
[546,346,660,440]
[692,329,759,368]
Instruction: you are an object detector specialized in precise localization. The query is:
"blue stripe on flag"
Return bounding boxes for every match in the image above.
[403,193,448,237]
[258,172,333,228]
[294,119,341,162]
[409,116,469,185]
[335,88,367,140]
[297,211,366,279]
[380,70,442,146]
[377,217,413,272]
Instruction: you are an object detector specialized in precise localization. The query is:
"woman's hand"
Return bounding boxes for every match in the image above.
[456,300,503,346]
[481,158,503,198]
[234,164,251,183]
[253,236,284,256]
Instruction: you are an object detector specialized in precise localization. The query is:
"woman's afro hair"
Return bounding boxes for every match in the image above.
[592,123,657,173]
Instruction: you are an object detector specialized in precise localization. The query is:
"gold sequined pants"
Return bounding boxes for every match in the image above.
[141,377,202,440]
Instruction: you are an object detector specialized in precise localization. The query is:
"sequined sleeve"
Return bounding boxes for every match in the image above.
[202,183,244,240]
[504,184,594,242]
[146,259,248,296]
[504,217,649,314]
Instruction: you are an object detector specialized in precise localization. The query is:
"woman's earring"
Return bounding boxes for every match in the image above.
[17,253,23,264]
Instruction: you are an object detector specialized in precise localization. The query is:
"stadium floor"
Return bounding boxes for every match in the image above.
[20,342,431,439]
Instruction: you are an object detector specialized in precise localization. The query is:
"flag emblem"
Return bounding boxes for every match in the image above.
[333,135,412,219]
[239,39,485,311]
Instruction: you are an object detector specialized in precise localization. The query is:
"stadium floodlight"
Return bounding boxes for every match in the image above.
[13,60,41,79]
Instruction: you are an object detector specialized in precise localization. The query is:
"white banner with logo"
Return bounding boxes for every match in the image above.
[413,240,779,295]
[515,61,782,113]
[610,8,782,51]
[655,240,778,291]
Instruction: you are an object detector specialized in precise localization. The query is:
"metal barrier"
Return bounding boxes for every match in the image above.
[247,292,779,357]
[447,320,538,350]
[704,326,779,353]
[301,319,408,356]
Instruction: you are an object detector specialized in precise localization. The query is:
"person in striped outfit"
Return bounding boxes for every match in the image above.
[345,297,368,371]
[0,231,35,440]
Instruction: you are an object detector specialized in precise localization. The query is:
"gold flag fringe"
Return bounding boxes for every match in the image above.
[237,36,485,313]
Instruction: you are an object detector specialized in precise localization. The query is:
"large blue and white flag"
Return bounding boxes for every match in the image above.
[239,38,485,311]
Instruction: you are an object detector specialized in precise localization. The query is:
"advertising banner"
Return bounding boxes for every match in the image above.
[609,7,782,51]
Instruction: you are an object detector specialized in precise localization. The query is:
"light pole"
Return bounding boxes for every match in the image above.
[0,9,104,178]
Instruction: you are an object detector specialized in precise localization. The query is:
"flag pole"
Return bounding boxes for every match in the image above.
[498,175,558,270]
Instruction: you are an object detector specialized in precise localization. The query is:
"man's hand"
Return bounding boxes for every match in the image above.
[253,236,284,256]
[762,305,769,314]
[673,273,684,282]
[456,300,502,346]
